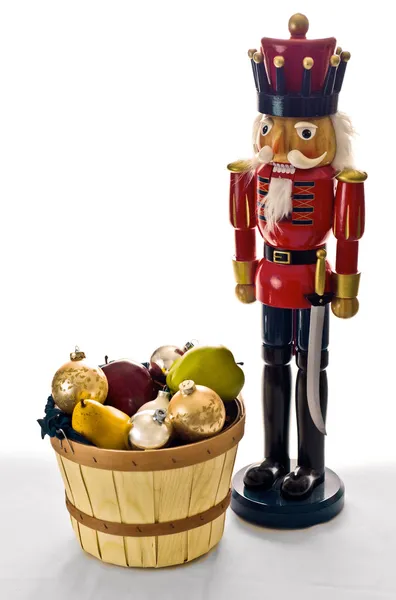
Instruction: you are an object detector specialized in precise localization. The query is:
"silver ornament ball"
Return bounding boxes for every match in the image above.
[128,408,173,450]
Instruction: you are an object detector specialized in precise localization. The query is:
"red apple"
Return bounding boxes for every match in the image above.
[102,359,156,417]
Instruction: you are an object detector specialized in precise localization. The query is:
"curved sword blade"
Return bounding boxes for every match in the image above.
[307,305,327,435]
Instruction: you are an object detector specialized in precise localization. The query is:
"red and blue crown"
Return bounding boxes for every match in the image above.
[249,13,350,118]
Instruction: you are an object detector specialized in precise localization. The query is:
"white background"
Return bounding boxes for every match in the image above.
[0,1,395,598]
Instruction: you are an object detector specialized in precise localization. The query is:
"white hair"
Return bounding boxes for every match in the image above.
[330,111,355,170]
[264,178,293,232]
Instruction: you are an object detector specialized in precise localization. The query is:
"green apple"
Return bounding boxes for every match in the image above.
[166,346,244,402]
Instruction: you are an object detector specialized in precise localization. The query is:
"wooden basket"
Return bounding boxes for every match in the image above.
[51,397,245,568]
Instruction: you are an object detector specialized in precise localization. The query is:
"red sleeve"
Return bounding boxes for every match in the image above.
[229,172,257,261]
[333,179,365,275]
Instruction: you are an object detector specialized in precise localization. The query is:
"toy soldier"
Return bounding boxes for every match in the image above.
[229,13,366,522]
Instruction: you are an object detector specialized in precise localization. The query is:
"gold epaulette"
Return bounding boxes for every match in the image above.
[336,168,368,183]
[227,159,252,173]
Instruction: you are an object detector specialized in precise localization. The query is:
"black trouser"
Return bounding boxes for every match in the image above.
[262,305,329,473]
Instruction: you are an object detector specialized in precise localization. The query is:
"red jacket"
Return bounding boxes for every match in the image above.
[229,163,365,309]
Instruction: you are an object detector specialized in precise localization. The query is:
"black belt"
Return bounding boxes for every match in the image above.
[264,244,325,265]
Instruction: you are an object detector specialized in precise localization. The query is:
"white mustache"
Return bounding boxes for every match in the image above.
[287,150,327,169]
[258,146,274,164]
[255,146,327,170]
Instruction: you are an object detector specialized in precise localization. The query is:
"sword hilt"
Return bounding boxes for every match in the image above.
[315,249,327,297]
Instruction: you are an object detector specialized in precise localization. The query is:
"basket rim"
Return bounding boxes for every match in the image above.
[51,396,245,471]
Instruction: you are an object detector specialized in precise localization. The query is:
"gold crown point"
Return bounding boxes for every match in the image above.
[336,46,342,55]
[303,57,314,70]
[288,13,309,37]
[253,51,263,64]
[248,48,257,59]
[330,54,341,67]
[274,55,285,68]
[341,50,351,62]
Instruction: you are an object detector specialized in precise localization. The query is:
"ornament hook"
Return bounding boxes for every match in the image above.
[153,409,167,425]
[57,429,75,454]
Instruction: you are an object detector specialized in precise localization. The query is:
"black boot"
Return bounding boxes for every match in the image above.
[281,350,328,501]
[244,345,291,490]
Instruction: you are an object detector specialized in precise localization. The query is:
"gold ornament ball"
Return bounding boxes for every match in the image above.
[168,380,226,443]
[51,348,108,414]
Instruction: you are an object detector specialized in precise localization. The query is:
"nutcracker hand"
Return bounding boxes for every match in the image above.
[331,297,359,319]
[235,284,256,304]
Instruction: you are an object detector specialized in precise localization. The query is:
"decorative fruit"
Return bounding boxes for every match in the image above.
[51,347,108,414]
[168,380,226,442]
[166,346,244,402]
[72,399,131,450]
[137,390,170,413]
[102,359,156,417]
[128,409,173,450]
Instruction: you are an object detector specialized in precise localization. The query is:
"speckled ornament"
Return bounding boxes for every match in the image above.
[51,347,108,414]
[168,380,226,443]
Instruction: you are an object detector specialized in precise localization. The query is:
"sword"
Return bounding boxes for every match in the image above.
[306,249,332,435]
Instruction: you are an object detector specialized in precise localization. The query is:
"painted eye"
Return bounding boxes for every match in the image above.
[295,122,317,140]
[261,118,273,136]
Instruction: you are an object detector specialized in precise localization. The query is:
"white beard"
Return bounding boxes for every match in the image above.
[264,177,293,231]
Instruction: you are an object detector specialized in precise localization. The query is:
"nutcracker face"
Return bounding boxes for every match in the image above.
[256,115,336,170]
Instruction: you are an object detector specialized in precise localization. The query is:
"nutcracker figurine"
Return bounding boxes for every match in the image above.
[229,13,366,528]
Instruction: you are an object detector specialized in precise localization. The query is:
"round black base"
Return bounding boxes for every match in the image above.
[231,463,345,529]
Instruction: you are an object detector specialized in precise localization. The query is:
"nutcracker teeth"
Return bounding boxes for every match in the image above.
[270,162,296,176]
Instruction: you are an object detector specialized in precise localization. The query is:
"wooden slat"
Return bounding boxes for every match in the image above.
[61,457,101,559]
[61,459,93,514]
[113,471,156,567]
[78,523,102,558]
[80,466,127,567]
[96,532,127,566]
[208,446,237,552]
[70,516,82,548]
[187,454,226,562]
[208,514,226,550]
[57,456,83,549]
[154,466,194,567]
[215,446,237,503]
[123,537,157,568]
[56,454,74,503]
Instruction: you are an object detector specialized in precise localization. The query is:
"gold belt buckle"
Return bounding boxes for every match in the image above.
[273,250,291,265]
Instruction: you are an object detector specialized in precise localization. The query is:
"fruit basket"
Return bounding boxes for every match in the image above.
[51,396,245,568]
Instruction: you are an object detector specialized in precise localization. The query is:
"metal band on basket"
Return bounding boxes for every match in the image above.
[65,490,232,537]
